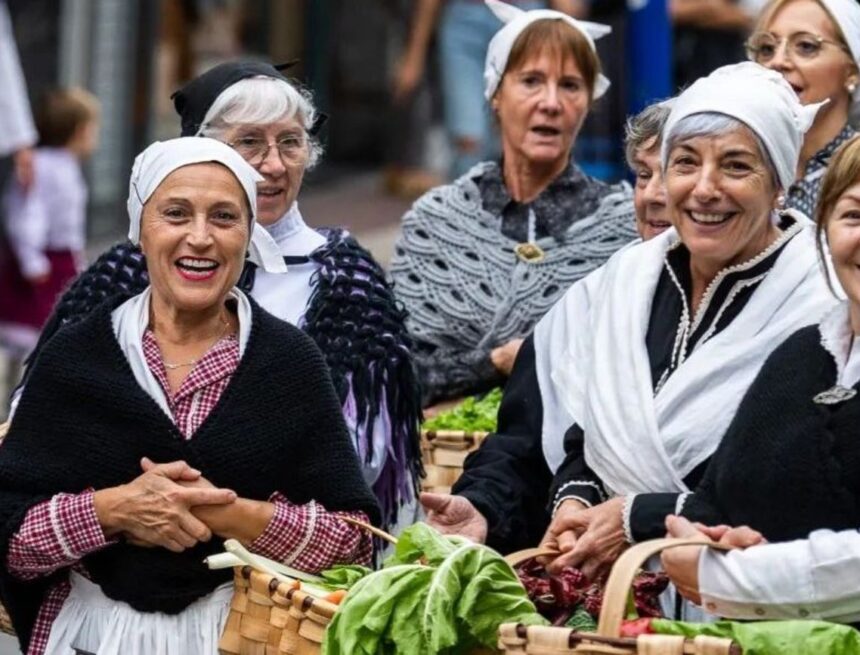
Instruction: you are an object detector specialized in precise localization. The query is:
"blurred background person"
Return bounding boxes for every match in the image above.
[392,2,637,408]
[0,87,99,409]
[746,0,859,216]
[0,0,37,190]
[384,0,445,199]
[670,0,756,90]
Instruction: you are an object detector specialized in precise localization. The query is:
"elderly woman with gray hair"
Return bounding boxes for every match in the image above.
[426,65,838,586]
[0,138,378,655]
[16,61,421,534]
[538,62,839,583]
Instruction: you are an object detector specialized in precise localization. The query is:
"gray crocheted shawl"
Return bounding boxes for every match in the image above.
[391,162,639,356]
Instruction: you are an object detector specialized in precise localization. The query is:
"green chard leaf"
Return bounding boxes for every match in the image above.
[322,523,547,655]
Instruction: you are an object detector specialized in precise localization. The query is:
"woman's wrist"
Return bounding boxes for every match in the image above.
[193,498,275,544]
[92,485,128,538]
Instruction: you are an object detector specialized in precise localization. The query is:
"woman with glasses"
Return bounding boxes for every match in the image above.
[746,0,860,216]
[13,62,423,535]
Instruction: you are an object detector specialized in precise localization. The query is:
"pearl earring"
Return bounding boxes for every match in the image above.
[848,82,858,94]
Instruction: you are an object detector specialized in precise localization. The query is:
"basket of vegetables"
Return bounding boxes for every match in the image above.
[209,520,547,655]
[421,389,502,493]
[499,539,742,655]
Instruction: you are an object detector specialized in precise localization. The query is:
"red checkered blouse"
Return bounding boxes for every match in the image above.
[7,330,373,655]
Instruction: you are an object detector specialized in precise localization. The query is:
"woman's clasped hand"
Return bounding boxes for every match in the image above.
[94,458,236,552]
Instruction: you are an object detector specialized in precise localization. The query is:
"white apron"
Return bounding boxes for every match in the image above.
[44,573,232,655]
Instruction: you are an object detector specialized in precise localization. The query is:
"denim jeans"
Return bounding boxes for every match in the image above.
[438,0,544,178]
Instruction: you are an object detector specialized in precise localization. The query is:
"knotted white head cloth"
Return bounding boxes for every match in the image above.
[817,0,860,108]
[662,62,824,191]
[127,137,286,273]
[483,0,611,101]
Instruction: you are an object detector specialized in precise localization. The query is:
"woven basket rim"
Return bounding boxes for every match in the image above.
[244,569,339,617]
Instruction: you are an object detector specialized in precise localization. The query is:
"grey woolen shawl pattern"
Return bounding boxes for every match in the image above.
[390,162,638,367]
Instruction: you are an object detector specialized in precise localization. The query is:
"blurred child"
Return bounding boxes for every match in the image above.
[0,87,99,381]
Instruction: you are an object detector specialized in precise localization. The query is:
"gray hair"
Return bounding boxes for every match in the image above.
[664,112,780,189]
[624,102,671,168]
[197,76,323,169]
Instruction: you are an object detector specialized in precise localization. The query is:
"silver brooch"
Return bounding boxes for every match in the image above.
[813,385,857,405]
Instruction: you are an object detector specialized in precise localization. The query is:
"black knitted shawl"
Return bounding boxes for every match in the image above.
[1,294,380,651]
[682,325,860,542]
[25,229,422,530]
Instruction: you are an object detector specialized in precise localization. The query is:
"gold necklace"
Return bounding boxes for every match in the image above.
[152,316,231,371]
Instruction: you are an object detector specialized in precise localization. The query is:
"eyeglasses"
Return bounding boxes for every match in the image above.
[228,134,307,165]
[745,31,850,63]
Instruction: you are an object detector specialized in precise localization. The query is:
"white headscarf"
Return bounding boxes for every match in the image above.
[818,0,860,108]
[127,137,286,273]
[483,0,611,101]
[661,62,823,191]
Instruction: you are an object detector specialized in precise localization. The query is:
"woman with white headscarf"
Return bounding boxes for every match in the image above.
[0,138,378,655]
[425,63,837,572]
[747,0,860,216]
[391,0,638,408]
[15,60,420,536]
[537,61,841,581]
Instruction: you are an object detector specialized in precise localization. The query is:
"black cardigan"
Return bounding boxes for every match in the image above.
[0,294,379,651]
[682,324,860,541]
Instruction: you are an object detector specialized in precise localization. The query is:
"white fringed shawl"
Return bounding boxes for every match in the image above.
[535,212,837,494]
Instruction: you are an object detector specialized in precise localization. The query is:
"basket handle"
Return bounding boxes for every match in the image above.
[596,537,732,639]
[338,515,399,545]
[504,547,560,568]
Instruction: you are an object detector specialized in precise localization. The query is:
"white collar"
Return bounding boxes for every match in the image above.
[819,301,857,383]
[262,202,326,258]
[111,287,253,422]
[265,202,308,243]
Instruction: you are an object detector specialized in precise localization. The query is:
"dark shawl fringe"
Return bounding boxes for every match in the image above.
[302,229,423,529]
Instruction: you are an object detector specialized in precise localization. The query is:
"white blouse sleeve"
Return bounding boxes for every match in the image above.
[698,529,860,623]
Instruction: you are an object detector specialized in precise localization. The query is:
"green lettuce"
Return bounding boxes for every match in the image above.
[653,619,860,655]
[322,523,546,655]
[422,388,503,433]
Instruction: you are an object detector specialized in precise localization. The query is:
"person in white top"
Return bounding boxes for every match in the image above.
[0,88,99,379]
[662,134,860,624]
[0,0,37,188]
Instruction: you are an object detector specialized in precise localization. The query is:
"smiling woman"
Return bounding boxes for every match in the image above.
[391,0,638,408]
[17,60,423,537]
[0,138,379,655]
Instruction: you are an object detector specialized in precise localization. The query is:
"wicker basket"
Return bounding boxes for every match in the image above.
[498,538,740,655]
[420,429,488,493]
[218,539,537,655]
[219,566,336,655]
[0,421,12,636]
